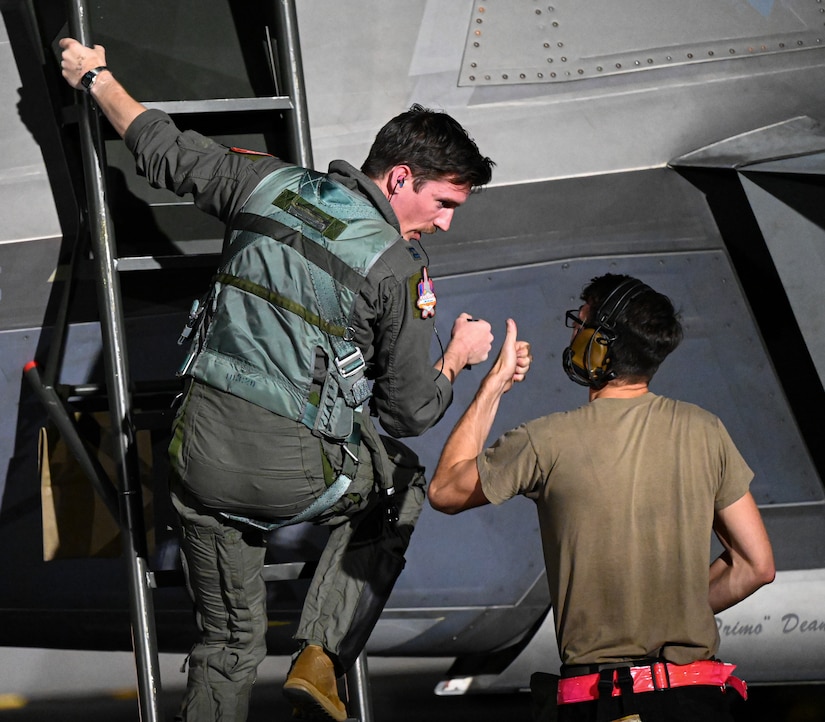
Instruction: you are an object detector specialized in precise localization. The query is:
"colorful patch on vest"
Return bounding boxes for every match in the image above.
[409,268,436,319]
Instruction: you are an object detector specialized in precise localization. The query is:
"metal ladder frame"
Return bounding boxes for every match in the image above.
[25,1,372,719]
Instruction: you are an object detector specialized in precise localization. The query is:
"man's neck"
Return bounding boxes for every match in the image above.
[589,381,649,401]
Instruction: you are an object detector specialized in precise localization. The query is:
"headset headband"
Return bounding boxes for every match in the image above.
[594,279,651,331]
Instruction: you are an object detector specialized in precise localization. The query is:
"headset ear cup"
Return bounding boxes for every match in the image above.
[566,278,648,388]
[569,328,611,379]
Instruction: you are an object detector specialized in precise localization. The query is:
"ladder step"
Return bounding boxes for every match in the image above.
[262,562,309,582]
[149,562,311,588]
[142,96,294,115]
[114,253,220,272]
[148,569,185,588]
[61,96,294,127]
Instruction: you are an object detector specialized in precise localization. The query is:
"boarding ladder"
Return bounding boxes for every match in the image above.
[24,2,373,720]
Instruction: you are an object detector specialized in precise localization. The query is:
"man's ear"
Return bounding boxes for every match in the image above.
[390,165,412,190]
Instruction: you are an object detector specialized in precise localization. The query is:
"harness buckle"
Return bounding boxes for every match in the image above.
[341,442,360,465]
[335,348,365,379]
[597,668,615,698]
[177,298,203,345]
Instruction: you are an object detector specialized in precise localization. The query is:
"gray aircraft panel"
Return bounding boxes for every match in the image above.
[671,117,825,392]
[459,0,825,86]
[0,20,61,248]
[0,238,62,330]
[670,115,825,169]
[745,150,825,172]
[740,175,825,385]
[296,1,825,186]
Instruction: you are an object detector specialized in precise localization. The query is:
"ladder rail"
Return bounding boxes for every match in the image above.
[66,2,163,721]
[346,653,375,722]
[273,0,313,168]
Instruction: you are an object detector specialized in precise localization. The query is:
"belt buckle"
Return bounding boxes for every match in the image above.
[597,668,616,698]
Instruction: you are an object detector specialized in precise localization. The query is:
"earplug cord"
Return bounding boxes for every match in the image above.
[416,239,446,377]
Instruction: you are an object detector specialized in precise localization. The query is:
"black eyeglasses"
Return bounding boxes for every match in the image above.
[565,309,583,328]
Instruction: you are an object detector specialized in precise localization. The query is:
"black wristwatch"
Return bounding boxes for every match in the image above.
[80,66,109,93]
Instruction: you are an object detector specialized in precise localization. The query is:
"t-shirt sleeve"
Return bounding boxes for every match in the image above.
[478,422,544,505]
[714,417,754,511]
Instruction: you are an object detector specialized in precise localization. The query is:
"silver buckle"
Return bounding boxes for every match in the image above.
[335,349,365,379]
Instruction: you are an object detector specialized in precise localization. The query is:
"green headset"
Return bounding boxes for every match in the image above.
[563,278,651,389]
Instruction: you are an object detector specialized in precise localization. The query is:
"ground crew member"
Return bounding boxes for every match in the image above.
[428,273,775,722]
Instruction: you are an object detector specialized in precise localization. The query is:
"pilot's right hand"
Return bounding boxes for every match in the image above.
[449,313,493,367]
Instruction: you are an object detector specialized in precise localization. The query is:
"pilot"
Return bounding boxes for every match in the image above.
[59,38,496,722]
[428,273,775,722]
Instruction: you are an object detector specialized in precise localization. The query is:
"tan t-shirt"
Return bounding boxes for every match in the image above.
[478,393,752,666]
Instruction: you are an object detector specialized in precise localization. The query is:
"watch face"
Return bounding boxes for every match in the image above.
[81,68,102,90]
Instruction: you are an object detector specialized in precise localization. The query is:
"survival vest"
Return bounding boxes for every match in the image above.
[177,165,401,525]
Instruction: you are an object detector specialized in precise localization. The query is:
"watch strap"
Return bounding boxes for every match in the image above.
[80,66,109,93]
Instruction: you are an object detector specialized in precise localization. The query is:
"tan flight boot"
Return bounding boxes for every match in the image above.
[283,644,348,721]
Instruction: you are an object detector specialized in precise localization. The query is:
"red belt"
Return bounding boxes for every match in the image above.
[557,660,747,705]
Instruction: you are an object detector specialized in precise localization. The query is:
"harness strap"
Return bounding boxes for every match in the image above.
[307,262,370,409]
[220,471,353,532]
[595,668,615,722]
[216,272,347,338]
[229,210,365,292]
